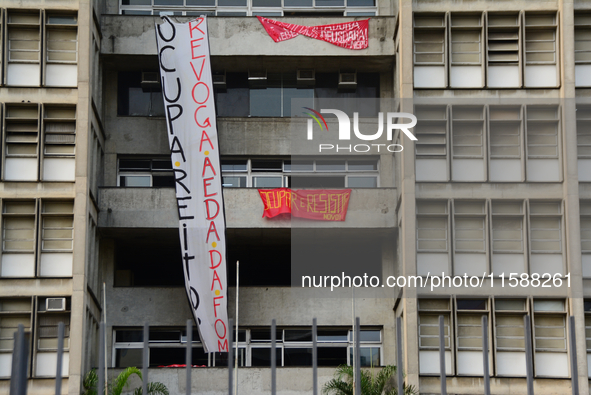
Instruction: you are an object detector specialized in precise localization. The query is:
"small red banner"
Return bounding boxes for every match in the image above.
[258,188,352,221]
[257,16,369,50]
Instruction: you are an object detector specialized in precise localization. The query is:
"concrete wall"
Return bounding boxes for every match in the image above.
[98,187,397,229]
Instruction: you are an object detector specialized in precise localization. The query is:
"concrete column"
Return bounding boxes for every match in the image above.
[560,0,589,393]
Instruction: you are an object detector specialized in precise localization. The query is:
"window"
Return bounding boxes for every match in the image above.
[450,14,484,88]
[575,13,591,87]
[532,299,568,377]
[577,104,591,181]
[455,299,490,376]
[221,158,379,188]
[6,10,77,87]
[584,300,591,377]
[418,299,452,375]
[35,297,70,377]
[117,157,174,187]
[414,105,448,181]
[489,105,524,181]
[117,71,165,117]
[113,326,381,368]
[491,201,526,274]
[418,297,568,378]
[524,14,558,87]
[494,298,527,376]
[0,199,74,278]
[413,14,446,88]
[417,199,564,276]
[43,105,76,181]
[453,200,487,275]
[416,200,449,276]
[526,105,560,181]
[0,296,70,378]
[529,201,563,274]
[2,103,77,182]
[0,297,33,378]
[581,201,591,278]
[414,11,559,89]
[451,106,486,181]
[487,13,521,88]
[119,0,376,16]
[414,103,561,183]
[215,72,380,118]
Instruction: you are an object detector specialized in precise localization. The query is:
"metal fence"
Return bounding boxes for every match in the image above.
[7,315,581,395]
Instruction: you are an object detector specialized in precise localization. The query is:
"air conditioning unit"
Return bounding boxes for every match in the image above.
[213,71,227,89]
[141,71,161,92]
[248,70,267,88]
[338,71,357,91]
[46,298,66,312]
[297,69,315,86]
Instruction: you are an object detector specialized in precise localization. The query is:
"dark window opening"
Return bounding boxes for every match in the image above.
[118,71,165,117]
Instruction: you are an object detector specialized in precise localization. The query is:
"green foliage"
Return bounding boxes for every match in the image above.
[322,365,418,395]
[82,367,169,395]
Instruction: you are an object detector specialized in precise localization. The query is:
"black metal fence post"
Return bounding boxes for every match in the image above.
[10,324,28,395]
[185,320,192,395]
[228,319,234,395]
[396,316,403,395]
[55,322,65,395]
[98,323,105,395]
[143,323,149,395]
[312,318,317,395]
[439,315,447,395]
[569,315,579,395]
[482,315,490,395]
[271,319,276,395]
[355,317,361,395]
[524,315,534,395]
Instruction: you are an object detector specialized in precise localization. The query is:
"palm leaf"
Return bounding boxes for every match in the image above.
[82,369,98,395]
[133,382,169,395]
[111,367,143,395]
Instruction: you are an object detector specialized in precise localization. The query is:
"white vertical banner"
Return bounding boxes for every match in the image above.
[156,16,229,353]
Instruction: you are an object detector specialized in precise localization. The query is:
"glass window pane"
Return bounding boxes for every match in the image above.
[347,0,374,5]
[347,177,377,188]
[251,347,281,366]
[218,0,247,5]
[121,176,151,187]
[285,330,312,341]
[534,300,565,312]
[283,88,314,117]
[359,330,380,342]
[121,0,151,5]
[222,176,246,188]
[116,349,143,368]
[316,0,344,5]
[252,160,283,172]
[495,299,526,311]
[221,160,247,172]
[318,347,347,366]
[284,348,312,366]
[317,330,348,341]
[457,299,487,310]
[285,0,313,5]
[316,160,346,171]
[252,0,281,6]
[116,330,143,342]
[251,329,282,341]
[253,177,283,188]
[119,160,151,171]
[185,0,215,4]
[290,160,314,172]
[216,12,248,16]
[348,160,378,171]
[250,88,282,117]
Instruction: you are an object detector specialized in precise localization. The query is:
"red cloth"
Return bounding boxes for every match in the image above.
[258,188,352,221]
[257,16,369,50]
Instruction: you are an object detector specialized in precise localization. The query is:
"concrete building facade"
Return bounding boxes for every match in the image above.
[2,0,591,394]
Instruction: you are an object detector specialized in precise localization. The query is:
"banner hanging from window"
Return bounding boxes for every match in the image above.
[257,16,369,50]
[258,188,352,221]
[156,16,229,353]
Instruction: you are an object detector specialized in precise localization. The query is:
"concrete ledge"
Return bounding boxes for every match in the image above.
[101,16,396,57]
[97,187,397,229]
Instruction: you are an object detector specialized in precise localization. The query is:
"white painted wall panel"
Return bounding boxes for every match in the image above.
[7,64,40,86]
[492,254,525,275]
[452,158,485,181]
[46,64,77,87]
[450,66,482,88]
[43,158,75,181]
[454,253,487,276]
[419,350,452,375]
[534,352,568,377]
[1,254,35,277]
[488,66,519,88]
[40,253,73,277]
[416,159,448,182]
[496,351,526,376]
[417,253,449,276]
[527,159,560,181]
[525,65,557,87]
[5,158,37,181]
[414,66,446,88]
[490,159,522,181]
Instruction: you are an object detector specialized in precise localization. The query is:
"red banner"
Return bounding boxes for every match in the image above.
[257,16,369,50]
[258,188,352,221]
